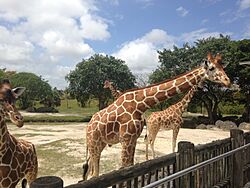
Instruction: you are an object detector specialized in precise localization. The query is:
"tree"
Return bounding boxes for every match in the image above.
[40,87,61,107]
[66,54,136,110]
[10,72,53,109]
[150,35,246,123]
[229,39,250,122]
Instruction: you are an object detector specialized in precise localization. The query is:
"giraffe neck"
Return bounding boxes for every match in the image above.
[176,85,197,113]
[109,85,121,99]
[128,66,206,113]
[0,113,9,157]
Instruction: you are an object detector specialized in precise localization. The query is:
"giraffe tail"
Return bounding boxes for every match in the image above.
[82,157,90,181]
[22,179,27,188]
[144,134,149,160]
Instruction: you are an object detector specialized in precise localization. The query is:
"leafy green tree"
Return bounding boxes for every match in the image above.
[40,87,61,107]
[66,54,136,110]
[10,72,53,109]
[229,39,250,121]
[0,69,5,80]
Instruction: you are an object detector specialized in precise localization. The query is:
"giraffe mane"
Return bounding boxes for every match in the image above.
[124,67,202,93]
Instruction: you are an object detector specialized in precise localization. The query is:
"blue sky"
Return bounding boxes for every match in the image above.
[0,0,249,89]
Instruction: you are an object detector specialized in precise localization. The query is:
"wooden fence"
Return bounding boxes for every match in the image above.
[43,129,250,188]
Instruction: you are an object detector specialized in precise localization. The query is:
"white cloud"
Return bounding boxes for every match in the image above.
[136,0,154,8]
[180,28,232,43]
[113,28,232,75]
[103,0,119,6]
[80,14,110,40]
[244,25,250,37]
[0,26,34,63]
[113,29,175,73]
[239,0,250,10]
[201,19,209,25]
[176,6,189,17]
[0,0,110,89]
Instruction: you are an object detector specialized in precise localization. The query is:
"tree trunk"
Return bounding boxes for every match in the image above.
[98,97,106,110]
[203,101,216,124]
[243,98,250,122]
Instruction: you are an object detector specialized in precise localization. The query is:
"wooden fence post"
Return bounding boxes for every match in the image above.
[176,141,195,188]
[243,132,250,184]
[230,129,244,188]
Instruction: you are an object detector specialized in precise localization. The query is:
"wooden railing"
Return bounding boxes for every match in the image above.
[31,129,250,188]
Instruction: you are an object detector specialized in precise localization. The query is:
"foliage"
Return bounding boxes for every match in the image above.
[36,107,59,113]
[150,36,250,123]
[10,72,53,109]
[40,87,61,107]
[21,115,91,122]
[229,39,250,121]
[66,54,136,110]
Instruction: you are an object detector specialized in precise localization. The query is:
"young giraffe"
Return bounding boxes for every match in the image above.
[83,53,231,180]
[103,80,122,100]
[0,79,38,188]
[145,85,198,160]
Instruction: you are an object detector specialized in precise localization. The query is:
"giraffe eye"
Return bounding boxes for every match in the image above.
[209,67,215,71]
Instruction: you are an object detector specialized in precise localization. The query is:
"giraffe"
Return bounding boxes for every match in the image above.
[0,79,38,188]
[103,80,122,100]
[145,85,198,160]
[83,53,231,180]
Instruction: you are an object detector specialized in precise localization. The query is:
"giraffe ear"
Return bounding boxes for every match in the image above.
[207,52,213,61]
[12,87,26,98]
[215,53,222,61]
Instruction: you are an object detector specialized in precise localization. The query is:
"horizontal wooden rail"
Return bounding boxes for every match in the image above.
[66,153,176,188]
[144,142,250,188]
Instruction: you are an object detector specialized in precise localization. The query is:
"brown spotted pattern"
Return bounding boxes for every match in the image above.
[0,80,38,188]
[103,80,122,100]
[145,85,197,160]
[83,53,231,179]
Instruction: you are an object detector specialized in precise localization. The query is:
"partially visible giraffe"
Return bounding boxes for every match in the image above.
[83,53,231,180]
[145,85,198,160]
[103,80,122,100]
[0,79,38,187]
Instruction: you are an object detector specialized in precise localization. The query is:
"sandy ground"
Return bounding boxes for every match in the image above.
[8,123,230,186]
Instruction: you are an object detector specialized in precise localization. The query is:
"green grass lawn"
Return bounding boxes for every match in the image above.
[57,99,98,116]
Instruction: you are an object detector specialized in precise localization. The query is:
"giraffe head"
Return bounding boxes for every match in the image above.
[103,80,113,88]
[0,79,25,127]
[203,53,231,87]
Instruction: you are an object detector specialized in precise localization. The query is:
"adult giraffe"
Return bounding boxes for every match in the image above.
[0,79,38,187]
[83,53,231,180]
[145,85,197,160]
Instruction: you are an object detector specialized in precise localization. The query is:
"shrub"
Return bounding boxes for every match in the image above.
[23,115,92,122]
[219,103,244,115]
[36,107,59,113]
[25,107,36,112]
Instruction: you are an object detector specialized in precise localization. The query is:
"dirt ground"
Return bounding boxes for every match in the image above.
[9,123,230,186]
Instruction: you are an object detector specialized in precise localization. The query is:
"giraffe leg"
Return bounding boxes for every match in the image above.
[88,142,106,179]
[121,138,137,167]
[172,127,180,152]
[150,138,156,159]
[25,145,38,186]
[148,124,160,159]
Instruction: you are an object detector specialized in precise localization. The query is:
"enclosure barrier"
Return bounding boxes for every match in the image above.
[35,129,250,188]
[144,142,250,188]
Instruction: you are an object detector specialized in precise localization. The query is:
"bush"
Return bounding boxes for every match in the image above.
[219,103,244,115]
[36,107,59,113]
[25,107,36,112]
[23,115,92,122]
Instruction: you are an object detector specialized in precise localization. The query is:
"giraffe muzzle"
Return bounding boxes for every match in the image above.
[10,112,24,127]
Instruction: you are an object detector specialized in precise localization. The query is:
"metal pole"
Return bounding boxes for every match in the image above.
[144,143,250,188]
